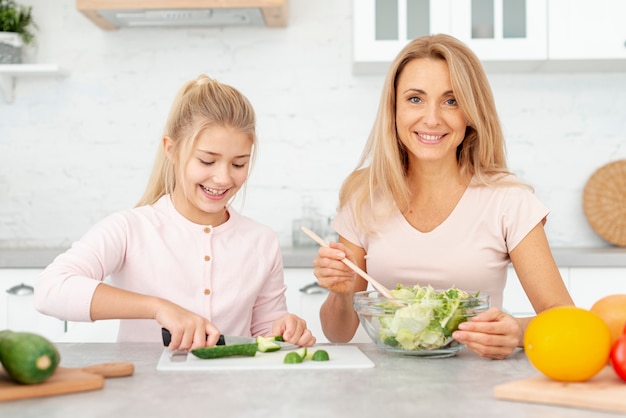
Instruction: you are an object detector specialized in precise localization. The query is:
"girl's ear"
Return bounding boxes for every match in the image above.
[162,136,174,161]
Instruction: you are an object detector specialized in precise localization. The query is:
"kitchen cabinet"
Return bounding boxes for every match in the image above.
[548,0,626,61]
[353,0,626,74]
[0,269,65,340]
[504,266,626,316]
[284,268,371,343]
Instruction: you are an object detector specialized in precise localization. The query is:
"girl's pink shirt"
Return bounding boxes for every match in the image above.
[34,195,288,342]
[333,180,549,310]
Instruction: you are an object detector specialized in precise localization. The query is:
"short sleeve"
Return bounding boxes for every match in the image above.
[502,186,550,252]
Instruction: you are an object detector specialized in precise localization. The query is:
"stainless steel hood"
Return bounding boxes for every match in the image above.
[76,0,288,29]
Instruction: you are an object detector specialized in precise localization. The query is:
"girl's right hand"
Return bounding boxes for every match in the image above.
[156,300,221,351]
[312,241,357,295]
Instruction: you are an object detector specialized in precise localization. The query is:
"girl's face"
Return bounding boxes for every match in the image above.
[395,58,468,169]
[168,125,252,226]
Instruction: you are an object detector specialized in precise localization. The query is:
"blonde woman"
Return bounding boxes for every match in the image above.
[313,34,572,359]
[36,75,315,350]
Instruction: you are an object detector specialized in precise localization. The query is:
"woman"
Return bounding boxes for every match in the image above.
[35,75,316,351]
[313,34,573,359]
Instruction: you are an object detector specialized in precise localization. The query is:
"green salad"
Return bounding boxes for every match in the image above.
[377,284,482,351]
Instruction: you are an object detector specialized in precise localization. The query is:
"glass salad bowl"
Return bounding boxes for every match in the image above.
[353,285,490,358]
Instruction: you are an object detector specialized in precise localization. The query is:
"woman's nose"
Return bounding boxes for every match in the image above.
[422,104,441,126]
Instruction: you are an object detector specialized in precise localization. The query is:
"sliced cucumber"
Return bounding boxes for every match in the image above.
[295,347,307,360]
[283,352,303,364]
[311,349,330,361]
[191,343,258,359]
[256,336,281,352]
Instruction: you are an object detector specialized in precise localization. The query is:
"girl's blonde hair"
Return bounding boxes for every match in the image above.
[137,75,257,207]
[341,34,516,230]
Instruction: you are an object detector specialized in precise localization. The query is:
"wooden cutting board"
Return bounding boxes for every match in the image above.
[157,345,375,371]
[493,366,626,413]
[0,362,134,402]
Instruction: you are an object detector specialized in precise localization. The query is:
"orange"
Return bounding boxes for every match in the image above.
[524,306,612,382]
[590,294,626,345]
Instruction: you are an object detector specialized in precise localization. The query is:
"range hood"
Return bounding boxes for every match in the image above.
[76,0,288,29]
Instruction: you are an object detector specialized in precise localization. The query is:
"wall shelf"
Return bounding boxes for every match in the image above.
[0,64,68,103]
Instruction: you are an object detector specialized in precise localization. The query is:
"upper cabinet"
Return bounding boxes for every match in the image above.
[548,0,626,60]
[353,0,626,74]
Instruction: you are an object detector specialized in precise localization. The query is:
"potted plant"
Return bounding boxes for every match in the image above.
[0,0,37,64]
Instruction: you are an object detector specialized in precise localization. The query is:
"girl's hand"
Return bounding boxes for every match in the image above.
[156,300,221,351]
[271,313,316,347]
[312,242,357,295]
[451,308,523,359]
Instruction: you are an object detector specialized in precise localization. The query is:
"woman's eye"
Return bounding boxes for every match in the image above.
[445,98,458,106]
[409,96,421,104]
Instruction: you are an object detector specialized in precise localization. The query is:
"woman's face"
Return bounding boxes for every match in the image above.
[168,125,252,225]
[395,58,468,168]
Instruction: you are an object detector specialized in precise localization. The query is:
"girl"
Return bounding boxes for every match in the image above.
[35,75,316,351]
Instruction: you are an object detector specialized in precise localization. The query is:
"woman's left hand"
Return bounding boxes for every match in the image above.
[271,313,317,347]
[451,308,523,359]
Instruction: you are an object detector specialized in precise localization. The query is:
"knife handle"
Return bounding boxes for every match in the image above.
[161,328,225,347]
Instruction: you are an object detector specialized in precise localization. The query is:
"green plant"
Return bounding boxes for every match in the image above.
[0,0,37,45]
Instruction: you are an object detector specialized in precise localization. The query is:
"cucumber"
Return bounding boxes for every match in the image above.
[0,330,60,384]
[294,347,307,360]
[191,343,258,359]
[311,349,330,361]
[283,352,303,364]
[256,336,281,352]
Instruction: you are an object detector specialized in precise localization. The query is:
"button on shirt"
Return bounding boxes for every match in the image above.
[35,195,288,342]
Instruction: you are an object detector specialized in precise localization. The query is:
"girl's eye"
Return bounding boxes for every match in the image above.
[199,159,214,165]
[233,163,247,169]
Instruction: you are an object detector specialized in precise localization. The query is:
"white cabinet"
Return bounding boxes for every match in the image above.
[504,266,626,316]
[548,0,626,61]
[284,268,371,343]
[568,268,626,309]
[503,267,569,317]
[0,269,65,340]
[353,0,626,73]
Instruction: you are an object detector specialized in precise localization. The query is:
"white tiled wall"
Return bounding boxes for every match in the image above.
[1,0,625,250]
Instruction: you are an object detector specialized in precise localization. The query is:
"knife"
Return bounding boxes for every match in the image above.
[161,328,297,349]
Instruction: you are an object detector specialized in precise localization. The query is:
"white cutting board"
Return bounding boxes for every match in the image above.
[157,345,375,371]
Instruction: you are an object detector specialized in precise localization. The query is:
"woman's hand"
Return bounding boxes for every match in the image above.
[312,242,357,295]
[271,313,316,347]
[451,308,524,359]
[155,299,221,351]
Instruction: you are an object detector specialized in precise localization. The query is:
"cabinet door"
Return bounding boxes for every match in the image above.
[353,0,451,73]
[548,0,626,60]
[448,0,547,61]
[503,267,569,316]
[568,268,626,309]
[284,268,371,343]
[0,269,66,340]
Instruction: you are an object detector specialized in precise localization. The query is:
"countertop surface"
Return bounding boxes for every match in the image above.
[2,246,626,268]
[0,342,621,418]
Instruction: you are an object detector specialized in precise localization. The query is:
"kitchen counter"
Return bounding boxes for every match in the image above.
[0,342,620,417]
[3,246,626,269]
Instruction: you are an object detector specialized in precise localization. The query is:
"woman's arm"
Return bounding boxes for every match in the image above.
[316,236,369,342]
[452,222,574,359]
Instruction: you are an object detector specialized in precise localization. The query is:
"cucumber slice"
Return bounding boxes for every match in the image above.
[191,343,258,359]
[256,336,281,352]
[311,349,330,361]
[283,352,303,364]
[295,347,307,360]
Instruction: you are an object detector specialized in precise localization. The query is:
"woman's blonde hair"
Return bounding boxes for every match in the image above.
[341,34,515,230]
[137,75,257,207]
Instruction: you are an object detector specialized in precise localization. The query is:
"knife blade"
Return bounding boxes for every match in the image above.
[161,328,297,349]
